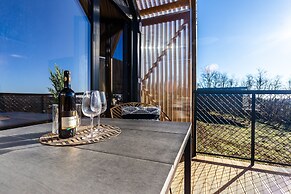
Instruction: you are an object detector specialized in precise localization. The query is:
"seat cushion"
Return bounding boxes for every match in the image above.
[121,106,160,120]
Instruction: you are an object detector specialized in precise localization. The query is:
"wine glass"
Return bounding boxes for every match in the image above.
[97,91,107,131]
[81,91,101,139]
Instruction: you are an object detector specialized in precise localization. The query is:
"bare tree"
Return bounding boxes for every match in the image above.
[219,73,229,87]
[199,66,287,90]
[199,71,219,88]
[228,77,238,87]
[268,76,282,90]
[242,74,254,89]
[199,69,237,88]
[255,69,269,90]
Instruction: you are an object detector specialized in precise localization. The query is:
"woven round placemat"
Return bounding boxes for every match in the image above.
[39,124,121,146]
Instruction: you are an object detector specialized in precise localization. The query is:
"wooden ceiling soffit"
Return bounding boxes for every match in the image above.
[101,1,127,20]
[111,0,132,19]
[100,21,124,40]
[99,22,123,56]
[79,0,133,21]
[141,11,189,26]
[99,31,122,57]
[79,0,91,22]
[139,0,189,16]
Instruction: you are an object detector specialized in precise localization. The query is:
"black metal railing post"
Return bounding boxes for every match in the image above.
[251,93,256,166]
[192,90,197,157]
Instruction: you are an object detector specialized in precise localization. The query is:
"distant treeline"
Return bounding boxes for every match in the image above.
[198,68,291,90]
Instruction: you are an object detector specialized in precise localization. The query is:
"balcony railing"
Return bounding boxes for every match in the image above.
[194,88,291,166]
[0,93,53,113]
[0,93,84,114]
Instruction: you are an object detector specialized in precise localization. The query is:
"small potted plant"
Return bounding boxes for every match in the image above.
[48,64,64,103]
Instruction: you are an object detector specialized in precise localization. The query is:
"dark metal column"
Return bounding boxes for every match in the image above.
[184,132,192,194]
[138,24,142,102]
[193,91,197,156]
[90,0,100,90]
[105,24,112,116]
[191,0,197,157]
[130,18,140,102]
[122,23,131,102]
[128,0,140,102]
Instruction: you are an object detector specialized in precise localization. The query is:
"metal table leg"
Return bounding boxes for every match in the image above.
[184,135,192,194]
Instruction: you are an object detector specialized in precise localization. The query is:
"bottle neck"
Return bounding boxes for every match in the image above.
[64,70,71,88]
[64,81,71,88]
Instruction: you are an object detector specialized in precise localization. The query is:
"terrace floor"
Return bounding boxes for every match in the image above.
[170,155,291,194]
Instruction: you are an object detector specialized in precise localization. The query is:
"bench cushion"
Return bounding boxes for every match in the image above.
[121,106,160,120]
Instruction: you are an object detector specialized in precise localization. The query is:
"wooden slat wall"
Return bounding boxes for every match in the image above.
[140,8,192,122]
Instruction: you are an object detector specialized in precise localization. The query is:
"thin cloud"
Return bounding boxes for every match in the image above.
[10,54,27,58]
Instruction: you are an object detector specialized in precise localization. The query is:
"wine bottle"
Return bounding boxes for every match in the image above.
[58,70,76,138]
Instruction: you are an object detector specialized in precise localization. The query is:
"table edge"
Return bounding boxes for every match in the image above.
[160,123,192,194]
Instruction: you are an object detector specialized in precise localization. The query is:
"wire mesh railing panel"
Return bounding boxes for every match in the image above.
[196,93,252,159]
[255,94,291,165]
[195,89,291,166]
[0,93,53,113]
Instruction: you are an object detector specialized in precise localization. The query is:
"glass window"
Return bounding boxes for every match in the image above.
[0,0,90,129]
[0,0,90,93]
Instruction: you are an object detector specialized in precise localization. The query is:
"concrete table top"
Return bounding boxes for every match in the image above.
[0,118,191,194]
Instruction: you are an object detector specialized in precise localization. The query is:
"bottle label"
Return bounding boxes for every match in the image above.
[61,116,77,130]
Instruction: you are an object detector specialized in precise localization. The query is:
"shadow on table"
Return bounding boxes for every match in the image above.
[0,112,51,130]
[0,132,47,153]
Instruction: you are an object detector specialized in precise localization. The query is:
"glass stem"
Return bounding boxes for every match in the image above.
[90,115,94,138]
[97,114,100,131]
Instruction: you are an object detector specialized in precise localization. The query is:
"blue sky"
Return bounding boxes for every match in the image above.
[1,0,290,93]
[0,0,90,93]
[198,0,291,85]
